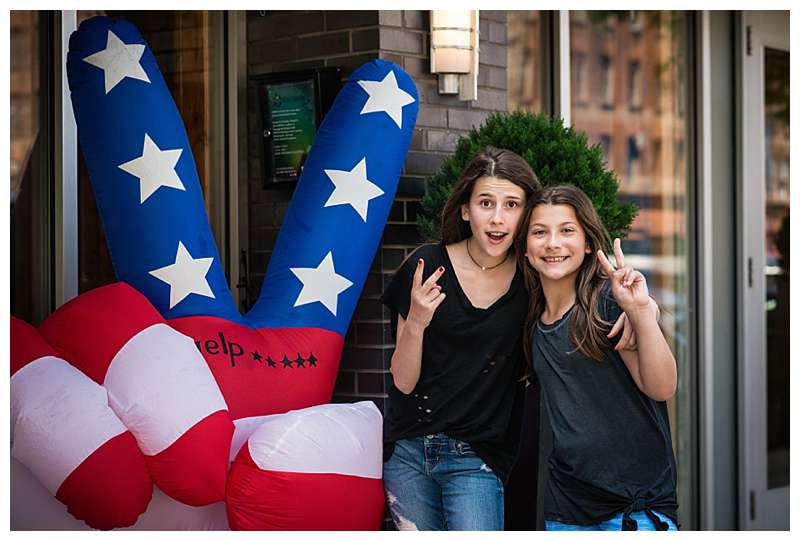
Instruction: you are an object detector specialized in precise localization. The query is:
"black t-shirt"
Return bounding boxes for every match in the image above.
[533,281,678,527]
[380,243,529,483]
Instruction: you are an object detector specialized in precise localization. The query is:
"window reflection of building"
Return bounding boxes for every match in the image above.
[573,52,588,105]
[569,10,691,527]
[599,134,612,167]
[628,60,641,110]
[599,55,614,108]
[626,135,641,179]
[507,11,542,113]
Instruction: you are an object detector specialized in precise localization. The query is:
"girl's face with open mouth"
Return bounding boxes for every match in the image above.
[461,176,526,260]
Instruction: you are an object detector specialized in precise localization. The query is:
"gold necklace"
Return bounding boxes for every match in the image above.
[466,238,509,271]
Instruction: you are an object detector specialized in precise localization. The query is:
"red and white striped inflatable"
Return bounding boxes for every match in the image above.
[10,317,153,530]
[226,401,385,530]
[37,283,235,507]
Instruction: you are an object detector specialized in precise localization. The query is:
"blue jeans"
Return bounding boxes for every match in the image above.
[383,433,504,530]
[546,510,678,531]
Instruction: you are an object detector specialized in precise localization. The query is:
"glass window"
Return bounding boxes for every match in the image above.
[629,60,642,110]
[599,55,614,109]
[507,11,543,113]
[76,11,226,293]
[599,134,612,165]
[11,10,52,324]
[573,52,589,105]
[626,135,642,179]
[569,10,693,527]
[763,47,789,490]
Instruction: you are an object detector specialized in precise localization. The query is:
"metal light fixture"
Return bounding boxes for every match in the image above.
[430,10,479,100]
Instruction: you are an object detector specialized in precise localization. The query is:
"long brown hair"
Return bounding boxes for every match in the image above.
[440,147,541,244]
[516,185,614,364]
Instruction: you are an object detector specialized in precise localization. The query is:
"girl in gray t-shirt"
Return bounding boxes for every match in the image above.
[516,185,679,531]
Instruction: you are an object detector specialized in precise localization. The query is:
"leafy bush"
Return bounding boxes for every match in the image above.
[417,111,637,241]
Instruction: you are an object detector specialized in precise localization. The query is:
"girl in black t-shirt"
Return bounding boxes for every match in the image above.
[381,147,541,530]
[517,185,679,530]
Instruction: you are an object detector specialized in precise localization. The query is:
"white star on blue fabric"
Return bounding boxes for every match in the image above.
[323,157,384,222]
[149,241,215,309]
[357,70,415,129]
[118,134,185,204]
[290,252,353,316]
[83,30,150,94]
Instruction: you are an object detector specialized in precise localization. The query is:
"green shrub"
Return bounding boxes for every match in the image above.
[417,111,637,241]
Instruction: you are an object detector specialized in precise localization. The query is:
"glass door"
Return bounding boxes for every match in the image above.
[567,11,695,528]
[739,10,789,531]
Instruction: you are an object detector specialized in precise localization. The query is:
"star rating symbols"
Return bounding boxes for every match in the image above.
[323,157,384,222]
[357,70,415,129]
[118,134,185,204]
[290,251,353,316]
[149,241,215,309]
[83,30,151,94]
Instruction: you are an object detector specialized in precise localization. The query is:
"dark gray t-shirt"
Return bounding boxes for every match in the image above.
[381,243,528,483]
[533,282,678,527]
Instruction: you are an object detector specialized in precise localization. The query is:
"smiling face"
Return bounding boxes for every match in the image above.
[525,203,593,283]
[460,176,527,260]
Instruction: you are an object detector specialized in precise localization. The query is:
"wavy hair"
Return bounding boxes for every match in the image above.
[516,185,614,365]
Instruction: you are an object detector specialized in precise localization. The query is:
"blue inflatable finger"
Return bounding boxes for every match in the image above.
[245,60,418,334]
[67,16,239,321]
[67,16,418,337]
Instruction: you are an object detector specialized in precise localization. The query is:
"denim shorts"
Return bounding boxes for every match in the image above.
[383,433,504,531]
[545,510,679,531]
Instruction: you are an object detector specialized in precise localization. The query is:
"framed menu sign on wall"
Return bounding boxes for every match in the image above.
[255,68,342,186]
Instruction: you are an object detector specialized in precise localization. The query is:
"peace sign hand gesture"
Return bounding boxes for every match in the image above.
[597,238,651,315]
[406,259,446,330]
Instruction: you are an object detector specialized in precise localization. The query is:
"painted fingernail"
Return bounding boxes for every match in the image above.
[418,259,423,265]
[438,266,444,272]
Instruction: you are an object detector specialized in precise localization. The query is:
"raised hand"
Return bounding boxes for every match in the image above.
[597,238,651,314]
[406,260,446,329]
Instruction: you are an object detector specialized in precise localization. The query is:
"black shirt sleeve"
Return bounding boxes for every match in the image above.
[380,255,414,321]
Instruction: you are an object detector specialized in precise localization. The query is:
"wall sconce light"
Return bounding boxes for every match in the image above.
[430,10,479,100]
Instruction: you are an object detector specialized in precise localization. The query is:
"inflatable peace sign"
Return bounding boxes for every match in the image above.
[22,15,417,529]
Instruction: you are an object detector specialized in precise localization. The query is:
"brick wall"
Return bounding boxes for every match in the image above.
[244,11,510,419]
